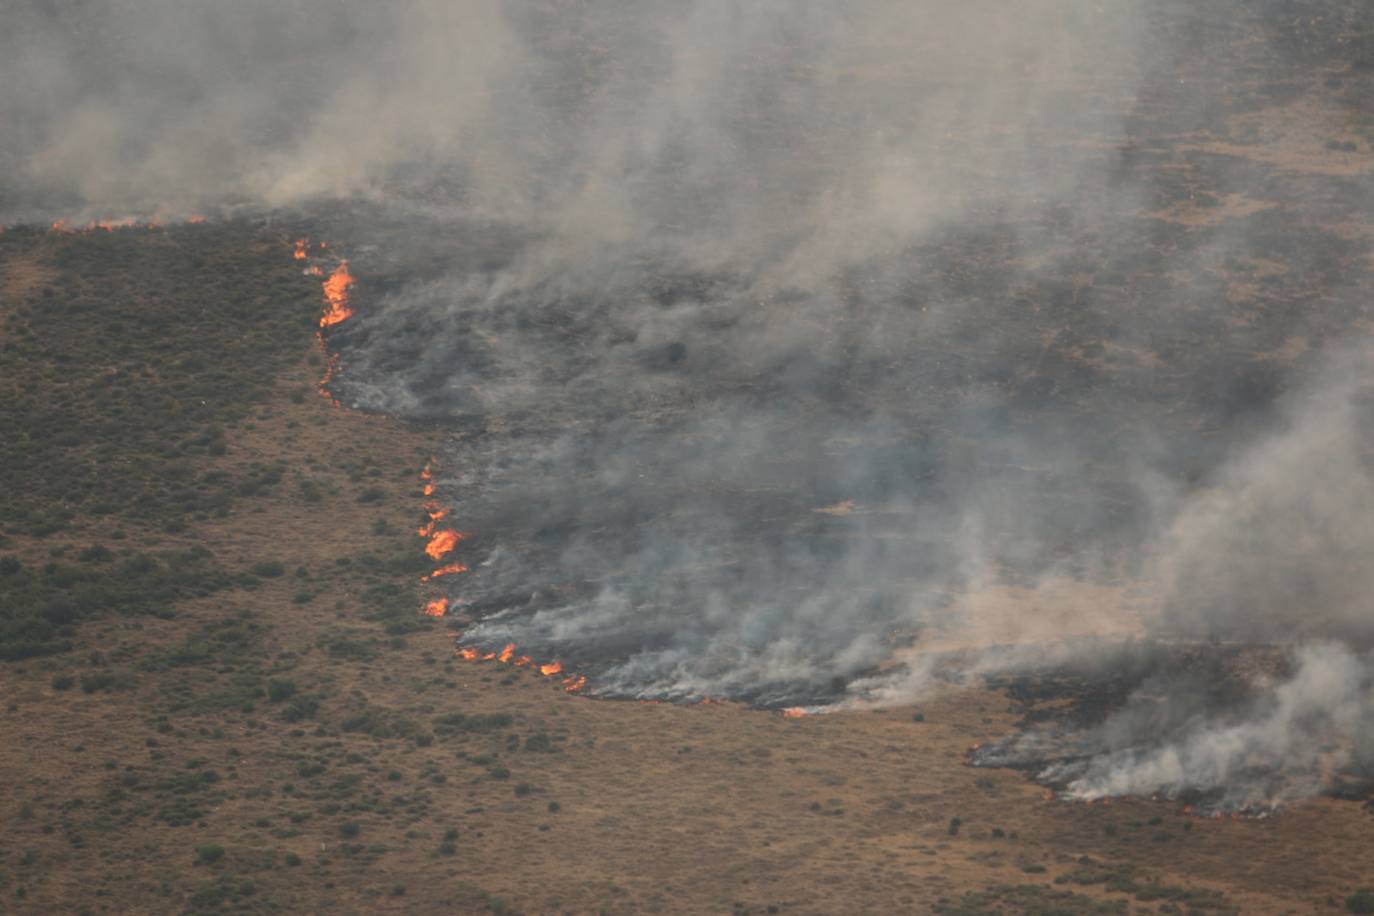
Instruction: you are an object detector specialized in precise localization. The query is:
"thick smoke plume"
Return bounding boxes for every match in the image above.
[6,1,1374,807]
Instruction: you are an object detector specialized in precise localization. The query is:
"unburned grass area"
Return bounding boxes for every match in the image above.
[0,223,320,659]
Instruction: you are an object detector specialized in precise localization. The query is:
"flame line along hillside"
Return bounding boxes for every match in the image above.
[0,222,324,660]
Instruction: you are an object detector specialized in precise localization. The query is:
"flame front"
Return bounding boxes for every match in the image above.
[293,238,309,260]
[422,562,467,582]
[319,260,355,328]
[539,661,563,676]
[424,598,449,617]
[782,707,808,719]
[498,643,517,664]
[425,529,464,560]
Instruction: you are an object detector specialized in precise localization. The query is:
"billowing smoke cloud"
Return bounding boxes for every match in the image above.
[7,1,1374,805]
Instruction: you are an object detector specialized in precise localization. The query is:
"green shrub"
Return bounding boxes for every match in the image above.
[250,560,285,579]
[267,679,297,702]
[195,844,225,866]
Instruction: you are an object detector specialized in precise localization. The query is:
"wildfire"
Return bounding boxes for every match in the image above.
[417,506,449,537]
[782,707,809,719]
[425,528,464,560]
[422,563,467,582]
[319,260,355,328]
[451,640,588,692]
[50,217,157,234]
[189,215,207,224]
[316,343,342,406]
[424,598,449,618]
[293,238,309,260]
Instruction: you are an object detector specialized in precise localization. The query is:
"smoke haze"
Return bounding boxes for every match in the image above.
[7,0,1374,807]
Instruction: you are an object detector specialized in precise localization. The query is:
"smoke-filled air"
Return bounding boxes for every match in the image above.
[7,0,1374,813]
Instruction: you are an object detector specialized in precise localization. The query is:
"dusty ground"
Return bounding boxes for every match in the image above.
[4,10,1374,905]
[1,225,1372,915]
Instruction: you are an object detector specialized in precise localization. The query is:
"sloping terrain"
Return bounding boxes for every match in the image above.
[0,224,1372,915]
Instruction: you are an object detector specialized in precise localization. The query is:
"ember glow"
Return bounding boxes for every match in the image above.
[319,260,355,328]
[293,237,308,260]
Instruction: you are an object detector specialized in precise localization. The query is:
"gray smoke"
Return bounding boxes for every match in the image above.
[6,1,1374,805]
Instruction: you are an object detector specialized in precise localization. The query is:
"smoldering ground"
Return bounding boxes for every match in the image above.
[6,1,1374,807]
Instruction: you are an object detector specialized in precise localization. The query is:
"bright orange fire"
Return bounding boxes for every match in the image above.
[319,260,355,328]
[421,563,467,582]
[189,215,207,224]
[782,707,808,718]
[417,507,449,537]
[425,529,464,560]
[293,238,309,260]
[451,642,588,692]
[316,342,342,406]
[424,598,449,617]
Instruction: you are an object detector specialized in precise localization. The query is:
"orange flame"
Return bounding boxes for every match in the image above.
[563,675,587,692]
[458,647,481,660]
[782,707,808,719]
[188,215,207,224]
[539,661,563,676]
[319,260,355,328]
[293,238,309,260]
[417,507,449,537]
[421,563,467,582]
[316,342,342,406]
[425,529,464,560]
[498,643,517,664]
[424,598,449,618]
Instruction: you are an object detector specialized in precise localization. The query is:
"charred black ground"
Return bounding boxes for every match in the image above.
[300,1,1374,713]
